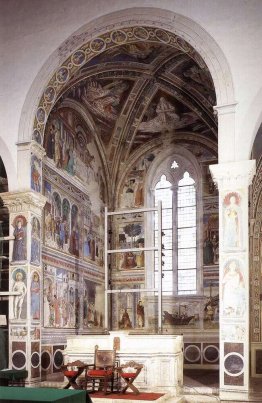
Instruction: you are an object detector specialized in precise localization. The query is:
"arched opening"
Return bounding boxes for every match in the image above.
[35,23,221,388]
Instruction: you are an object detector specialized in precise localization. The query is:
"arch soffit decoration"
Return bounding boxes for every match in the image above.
[18,7,235,147]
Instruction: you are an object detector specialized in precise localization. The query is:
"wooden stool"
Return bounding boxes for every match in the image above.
[116,361,143,395]
[61,360,87,390]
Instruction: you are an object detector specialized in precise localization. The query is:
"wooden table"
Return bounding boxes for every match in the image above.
[0,386,89,402]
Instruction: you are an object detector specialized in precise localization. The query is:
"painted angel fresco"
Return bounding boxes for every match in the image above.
[81,79,129,121]
[138,97,198,133]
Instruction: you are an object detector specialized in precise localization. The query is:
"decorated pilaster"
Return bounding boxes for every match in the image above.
[210,160,256,400]
[1,191,46,383]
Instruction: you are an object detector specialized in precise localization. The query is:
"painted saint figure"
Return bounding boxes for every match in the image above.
[31,272,40,320]
[12,218,26,262]
[13,271,27,320]
[137,300,145,327]
[119,308,132,329]
[222,259,245,317]
[224,194,241,249]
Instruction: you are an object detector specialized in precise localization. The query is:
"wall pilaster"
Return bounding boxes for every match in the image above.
[210,160,256,400]
[1,191,46,383]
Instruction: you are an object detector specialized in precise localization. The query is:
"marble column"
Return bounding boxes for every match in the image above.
[210,160,256,400]
[1,191,46,383]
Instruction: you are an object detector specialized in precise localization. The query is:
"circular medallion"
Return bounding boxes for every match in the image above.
[31,351,40,368]
[155,29,170,43]
[177,37,191,52]
[32,129,42,144]
[36,107,46,124]
[111,30,127,44]
[41,350,51,371]
[203,345,219,363]
[224,353,244,376]
[12,350,26,370]
[44,86,56,103]
[133,27,149,40]
[71,50,86,66]
[56,66,69,83]
[184,345,201,363]
[90,38,106,53]
[53,349,64,369]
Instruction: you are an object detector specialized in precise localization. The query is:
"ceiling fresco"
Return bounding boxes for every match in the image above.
[42,26,218,193]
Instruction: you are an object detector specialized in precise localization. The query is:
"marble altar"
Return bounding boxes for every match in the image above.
[63,332,183,396]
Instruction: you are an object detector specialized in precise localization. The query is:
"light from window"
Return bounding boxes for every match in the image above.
[177,172,196,295]
[154,175,172,295]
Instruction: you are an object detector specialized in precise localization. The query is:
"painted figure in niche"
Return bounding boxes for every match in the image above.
[203,238,214,265]
[12,216,27,262]
[211,235,219,264]
[134,177,144,207]
[12,270,27,320]
[66,146,75,175]
[31,217,40,265]
[122,179,135,207]
[222,259,245,317]
[223,193,241,249]
[31,156,41,193]
[31,272,40,320]
[136,241,144,268]
[46,124,55,159]
[119,309,132,329]
[83,230,91,258]
[137,300,145,328]
[69,205,80,257]
[54,123,62,168]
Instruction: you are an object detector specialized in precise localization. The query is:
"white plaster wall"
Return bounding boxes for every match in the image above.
[1,0,262,189]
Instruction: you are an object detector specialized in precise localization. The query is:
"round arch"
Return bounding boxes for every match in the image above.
[18,7,235,145]
[0,137,17,191]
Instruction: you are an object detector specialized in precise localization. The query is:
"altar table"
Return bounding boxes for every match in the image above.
[0,386,88,403]
[64,332,183,396]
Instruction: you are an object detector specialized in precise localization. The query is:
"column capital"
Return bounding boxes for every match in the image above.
[30,140,46,160]
[1,191,47,215]
[209,160,256,189]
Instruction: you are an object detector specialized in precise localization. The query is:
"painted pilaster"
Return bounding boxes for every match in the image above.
[17,140,45,194]
[1,191,46,384]
[210,160,256,400]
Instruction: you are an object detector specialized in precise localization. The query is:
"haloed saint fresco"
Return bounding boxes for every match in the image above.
[31,154,41,193]
[222,258,245,318]
[31,216,41,266]
[31,271,40,320]
[223,192,242,250]
[12,216,27,263]
[11,268,27,321]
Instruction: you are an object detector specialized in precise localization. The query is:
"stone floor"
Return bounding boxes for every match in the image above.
[40,369,262,402]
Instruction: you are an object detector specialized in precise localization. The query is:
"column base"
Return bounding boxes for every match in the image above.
[220,390,248,401]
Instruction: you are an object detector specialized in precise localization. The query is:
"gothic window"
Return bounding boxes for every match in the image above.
[153,160,197,296]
